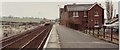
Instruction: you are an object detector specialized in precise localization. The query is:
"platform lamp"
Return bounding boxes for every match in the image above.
[57,5,60,24]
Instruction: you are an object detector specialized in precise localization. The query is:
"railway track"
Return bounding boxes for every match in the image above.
[1,25,53,50]
[1,26,42,46]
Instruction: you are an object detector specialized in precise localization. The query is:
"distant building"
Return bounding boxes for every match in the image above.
[106,14,118,24]
[60,2,104,31]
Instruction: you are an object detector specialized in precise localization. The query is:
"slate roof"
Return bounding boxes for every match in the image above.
[66,4,94,11]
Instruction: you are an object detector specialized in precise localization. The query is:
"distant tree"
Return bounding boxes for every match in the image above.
[8,15,13,18]
[116,14,118,18]
[106,0,113,21]
[43,18,46,21]
[40,20,45,24]
[55,18,59,22]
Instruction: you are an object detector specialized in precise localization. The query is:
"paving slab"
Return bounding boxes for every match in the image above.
[45,24,60,48]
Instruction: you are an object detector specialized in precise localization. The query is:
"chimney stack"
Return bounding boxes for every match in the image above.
[73,3,76,5]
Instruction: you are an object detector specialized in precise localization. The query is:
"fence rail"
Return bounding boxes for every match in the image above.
[83,26,119,45]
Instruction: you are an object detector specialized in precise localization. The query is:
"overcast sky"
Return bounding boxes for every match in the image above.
[1,0,119,19]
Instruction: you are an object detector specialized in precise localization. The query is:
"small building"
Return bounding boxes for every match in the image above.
[104,15,119,33]
[60,2,104,31]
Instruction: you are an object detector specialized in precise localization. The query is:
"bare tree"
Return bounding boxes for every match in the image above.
[106,0,113,21]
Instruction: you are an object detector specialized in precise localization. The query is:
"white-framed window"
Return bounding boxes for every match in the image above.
[84,11,87,17]
[94,11,99,16]
[95,21,99,25]
[73,12,76,16]
[94,21,99,27]
[73,11,79,17]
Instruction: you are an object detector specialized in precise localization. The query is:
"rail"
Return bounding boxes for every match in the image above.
[1,25,53,50]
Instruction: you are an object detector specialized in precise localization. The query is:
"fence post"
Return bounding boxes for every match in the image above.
[89,28,90,34]
[85,27,86,33]
[103,26,106,38]
[84,26,85,33]
[111,27,113,41]
[93,28,94,35]
[97,28,99,37]
[86,27,87,34]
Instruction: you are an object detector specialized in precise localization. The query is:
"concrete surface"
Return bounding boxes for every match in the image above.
[45,25,60,48]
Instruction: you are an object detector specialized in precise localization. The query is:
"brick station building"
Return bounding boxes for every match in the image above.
[60,2,104,31]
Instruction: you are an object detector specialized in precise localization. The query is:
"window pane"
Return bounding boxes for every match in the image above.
[84,11,86,15]
[73,11,79,17]
[76,12,78,16]
[73,12,75,16]
[95,21,99,25]
[94,11,99,16]
[95,11,98,15]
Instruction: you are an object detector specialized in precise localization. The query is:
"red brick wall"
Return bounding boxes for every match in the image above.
[68,11,73,17]
[60,4,104,30]
[67,11,86,30]
[88,4,104,28]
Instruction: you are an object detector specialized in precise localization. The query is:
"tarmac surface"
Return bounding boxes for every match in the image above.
[46,24,118,49]
[56,25,118,48]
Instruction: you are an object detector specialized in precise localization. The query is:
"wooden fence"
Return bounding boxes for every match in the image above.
[83,26,119,45]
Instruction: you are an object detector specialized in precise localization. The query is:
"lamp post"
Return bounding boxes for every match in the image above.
[57,5,60,24]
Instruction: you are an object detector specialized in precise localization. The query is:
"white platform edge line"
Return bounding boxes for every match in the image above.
[43,25,54,49]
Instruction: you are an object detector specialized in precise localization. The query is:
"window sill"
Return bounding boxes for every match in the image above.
[94,25,99,28]
[84,16,87,17]
[94,15,99,16]
[73,16,79,17]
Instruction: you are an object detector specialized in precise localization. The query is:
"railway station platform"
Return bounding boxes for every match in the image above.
[44,24,60,48]
[45,24,118,49]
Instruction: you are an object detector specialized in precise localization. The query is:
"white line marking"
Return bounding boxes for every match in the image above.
[42,25,54,50]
